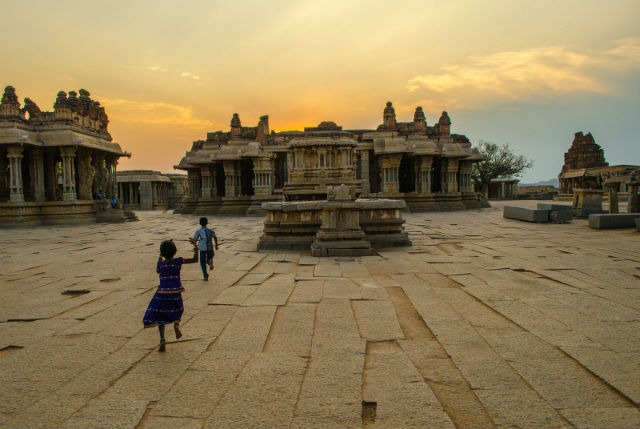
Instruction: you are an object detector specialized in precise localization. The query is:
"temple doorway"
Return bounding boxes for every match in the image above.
[241,158,254,196]
[431,158,442,193]
[399,154,415,193]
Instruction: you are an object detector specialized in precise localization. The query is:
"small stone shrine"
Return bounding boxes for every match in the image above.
[0,85,131,226]
[116,170,189,210]
[310,184,372,256]
[259,184,411,255]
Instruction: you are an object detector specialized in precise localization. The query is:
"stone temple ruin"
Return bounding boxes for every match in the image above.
[0,86,131,225]
[175,102,486,215]
[558,131,639,195]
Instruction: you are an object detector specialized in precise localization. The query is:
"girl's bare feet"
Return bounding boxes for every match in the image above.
[159,339,166,352]
[174,324,182,339]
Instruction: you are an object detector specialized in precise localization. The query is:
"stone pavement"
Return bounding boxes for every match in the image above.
[1,201,639,428]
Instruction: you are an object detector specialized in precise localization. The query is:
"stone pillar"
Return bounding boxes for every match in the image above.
[140,181,153,209]
[7,145,24,203]
[201,167,212,198]
[380,154,401,194]
[253,157,274,197]
[223,161,236,197]
[59,146,77,201]
[107,157,118,199]
[420,157,432,194]
[607,186,619,214]
[76,150,95,200]
[235,162,242,196]
[30,148,46,202]
[360,150,370,194]
[446,159,459,193]
[628,184,639,213]
[211,165,219,197]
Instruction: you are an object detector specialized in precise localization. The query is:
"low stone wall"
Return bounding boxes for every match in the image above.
[0,201,98,227]
[259,199,411,252]
[176,196,280,216]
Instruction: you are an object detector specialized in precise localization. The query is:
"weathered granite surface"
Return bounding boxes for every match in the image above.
[589,213,640,229]
[1,200,639,428]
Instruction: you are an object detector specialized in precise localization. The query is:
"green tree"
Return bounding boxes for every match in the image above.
[472,141,533,197]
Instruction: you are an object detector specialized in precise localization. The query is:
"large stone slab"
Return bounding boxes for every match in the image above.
[503,206,549,223]
[537,203,572,211]
[589,213,640,229]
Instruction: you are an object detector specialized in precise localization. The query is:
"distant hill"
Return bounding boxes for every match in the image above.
[519,178,559,188]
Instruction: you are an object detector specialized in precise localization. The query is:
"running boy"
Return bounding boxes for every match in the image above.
[190,217,218,281]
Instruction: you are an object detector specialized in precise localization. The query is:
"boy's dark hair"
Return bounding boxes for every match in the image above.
[160,240,177,259]
[199,217,208,226]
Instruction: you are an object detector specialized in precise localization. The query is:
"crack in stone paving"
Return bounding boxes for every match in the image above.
[385,286,496,429]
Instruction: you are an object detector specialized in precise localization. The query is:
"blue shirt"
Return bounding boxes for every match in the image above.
[193,227,216,251]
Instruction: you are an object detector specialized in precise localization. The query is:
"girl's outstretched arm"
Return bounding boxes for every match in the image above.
[183,244,199,264]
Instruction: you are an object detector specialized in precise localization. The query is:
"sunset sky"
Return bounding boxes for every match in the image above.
[2,0,639,182]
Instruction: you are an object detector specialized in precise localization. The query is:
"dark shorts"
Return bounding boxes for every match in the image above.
[200,250,214,261]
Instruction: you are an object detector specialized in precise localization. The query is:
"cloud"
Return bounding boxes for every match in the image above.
[181,72,201,80]
[406,39,640,108]
[147,65,168,72]
[99,97,212,129]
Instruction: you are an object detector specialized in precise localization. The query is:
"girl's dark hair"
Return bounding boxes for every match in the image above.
[199,217,208,226]
[160,240,177,259]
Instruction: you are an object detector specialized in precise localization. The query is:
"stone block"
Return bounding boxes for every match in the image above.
[636,219,640,231]
[573,208,607,219]
[589,213,640,229]
[537,203,572,211]
[549,210,572,223]
[503,206,549,223]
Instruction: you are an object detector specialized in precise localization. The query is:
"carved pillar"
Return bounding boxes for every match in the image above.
[628,184,639,213]
[606,186,618,213]
[446,159,459,193]
[380,154,401,194]
[210,165,217,197]
[106,156,118,199]
[201,167,212,199]
[360,150,370,194]
[253,157,274,197]
[0,151,8,199]
[464,162,473,192]
[7,145,24,203]
[223,161,236,197]
[235,161,242,196]
[76,149,94,200]
[30,148,45,202]
[59,146,77,201]
[419,157,433,195]
[92,153,105,195]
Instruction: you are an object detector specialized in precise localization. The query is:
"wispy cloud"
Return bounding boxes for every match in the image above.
[406,39,640,108]
[181,72,201,80]
[100,97,212,129]
[146,65,168,72]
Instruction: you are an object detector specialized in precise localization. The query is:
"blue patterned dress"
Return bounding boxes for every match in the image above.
[143,257,185,327]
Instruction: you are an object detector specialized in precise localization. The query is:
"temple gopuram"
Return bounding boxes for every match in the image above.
[175,102,485,215]
[0,85,130,225]
[558,132,639,194]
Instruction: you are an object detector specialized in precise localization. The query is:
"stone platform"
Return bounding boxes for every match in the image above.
[0,200,639,428]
